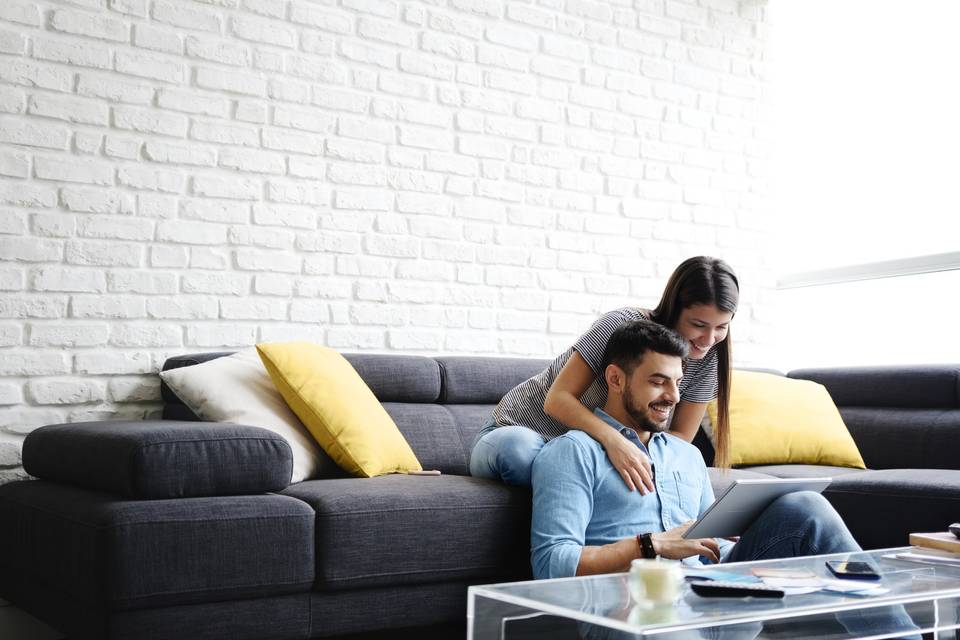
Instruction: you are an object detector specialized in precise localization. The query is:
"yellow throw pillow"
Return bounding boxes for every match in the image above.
[706,370,866,468]
[256,342,422,478]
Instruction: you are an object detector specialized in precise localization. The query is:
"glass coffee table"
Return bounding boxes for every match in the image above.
[468,548,960,639]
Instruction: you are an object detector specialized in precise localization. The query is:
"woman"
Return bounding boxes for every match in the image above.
[469,256,738,491]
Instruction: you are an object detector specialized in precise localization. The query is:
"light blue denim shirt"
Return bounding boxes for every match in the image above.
[530,408,732,579]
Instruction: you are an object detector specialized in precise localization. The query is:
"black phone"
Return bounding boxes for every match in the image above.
[825,560,881,580]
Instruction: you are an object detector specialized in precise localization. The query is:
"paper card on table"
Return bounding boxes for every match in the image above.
[684,569,760,583]
[751,568,817,579]
[761,577,825,589]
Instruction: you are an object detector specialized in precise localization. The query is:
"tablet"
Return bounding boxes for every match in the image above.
[682,477,832,539]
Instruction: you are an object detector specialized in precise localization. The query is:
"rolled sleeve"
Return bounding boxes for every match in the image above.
[530,435,596,579]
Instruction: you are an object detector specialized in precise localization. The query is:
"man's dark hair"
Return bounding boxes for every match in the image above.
[601,320,689,376]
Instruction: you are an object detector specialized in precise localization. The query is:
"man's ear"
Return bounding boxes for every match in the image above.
[604,364,625,394]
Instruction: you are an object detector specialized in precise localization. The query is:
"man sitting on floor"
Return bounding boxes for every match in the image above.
[530,319,861,578]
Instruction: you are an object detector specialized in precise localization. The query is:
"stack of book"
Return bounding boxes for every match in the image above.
[885,532,960,566]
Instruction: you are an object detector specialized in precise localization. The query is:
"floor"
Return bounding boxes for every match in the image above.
[0,599,63,640]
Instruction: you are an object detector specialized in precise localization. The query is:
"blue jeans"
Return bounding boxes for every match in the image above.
[725,491,861,562]
[469,420,545,487]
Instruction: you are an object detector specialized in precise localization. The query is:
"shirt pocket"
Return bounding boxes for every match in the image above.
[660,470,702,528]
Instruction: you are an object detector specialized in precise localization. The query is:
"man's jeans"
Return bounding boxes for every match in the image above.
[469,420,545,487]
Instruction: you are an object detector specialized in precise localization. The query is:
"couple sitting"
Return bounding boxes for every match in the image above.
[470,256,859,574]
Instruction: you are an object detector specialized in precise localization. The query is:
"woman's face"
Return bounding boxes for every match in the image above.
[674,304,733,359]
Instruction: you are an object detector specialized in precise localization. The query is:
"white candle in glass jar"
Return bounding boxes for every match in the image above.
[629,558,683,605]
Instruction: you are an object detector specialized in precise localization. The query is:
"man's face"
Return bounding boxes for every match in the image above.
[619,352,683,433]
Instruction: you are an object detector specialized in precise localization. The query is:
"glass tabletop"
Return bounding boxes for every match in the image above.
[469,548,960,635]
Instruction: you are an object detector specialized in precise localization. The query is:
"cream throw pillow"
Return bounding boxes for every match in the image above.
[159,348,321,483]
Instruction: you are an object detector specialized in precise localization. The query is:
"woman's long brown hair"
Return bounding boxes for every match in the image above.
[649,257,739,468]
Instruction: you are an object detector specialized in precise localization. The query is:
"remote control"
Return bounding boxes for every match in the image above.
[690,580,785,598]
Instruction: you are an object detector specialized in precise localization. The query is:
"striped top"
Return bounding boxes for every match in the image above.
[492,307,719,441]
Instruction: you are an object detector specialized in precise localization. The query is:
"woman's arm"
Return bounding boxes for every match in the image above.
[669,401,708,443]
[543,351,655,493]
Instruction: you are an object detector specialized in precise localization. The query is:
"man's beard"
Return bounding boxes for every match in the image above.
[623,387,672,433]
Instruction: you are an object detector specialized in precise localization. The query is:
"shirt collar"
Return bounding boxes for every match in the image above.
[592,408,666,448]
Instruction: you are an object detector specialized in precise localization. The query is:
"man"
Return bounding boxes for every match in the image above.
[530,320,861,579]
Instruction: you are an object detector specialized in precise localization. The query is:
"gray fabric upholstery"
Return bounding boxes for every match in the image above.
[23,421,293,498]
[309,581,472,637]
[839,407,960,471]
[445,403,498,463]
[383,403,469,475]
[789,365,960,408]
[281,474,531,591]
[0,481,315,610]
[824,469,960,549]
[0,568,310,640]
[436,356,550,404]
[345,353,441,402]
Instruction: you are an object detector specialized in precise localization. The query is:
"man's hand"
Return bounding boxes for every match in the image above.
[650,521,721,564]
[601,433,655,493]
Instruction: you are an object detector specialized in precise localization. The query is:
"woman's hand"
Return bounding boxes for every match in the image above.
[650,521,721,564]
[601,433,655,494]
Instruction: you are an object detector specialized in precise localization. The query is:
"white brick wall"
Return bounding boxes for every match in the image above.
[0,0,774,483]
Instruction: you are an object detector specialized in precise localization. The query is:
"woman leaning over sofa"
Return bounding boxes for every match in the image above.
[469,256,739,491]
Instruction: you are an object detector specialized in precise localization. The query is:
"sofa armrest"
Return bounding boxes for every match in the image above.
[23,420,293,498]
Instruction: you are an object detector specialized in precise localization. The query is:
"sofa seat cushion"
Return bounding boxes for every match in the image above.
[823,469,960,549]
[0,481,315,610]
[742,464,867,480]
[281,474,532,590]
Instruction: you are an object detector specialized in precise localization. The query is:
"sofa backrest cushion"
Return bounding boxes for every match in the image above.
[436,356,550,404]
[788,366,960,408]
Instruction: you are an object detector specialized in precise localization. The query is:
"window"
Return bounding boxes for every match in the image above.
[770,0,960,367]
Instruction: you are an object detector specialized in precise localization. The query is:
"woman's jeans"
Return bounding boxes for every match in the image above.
[469,420,545,487]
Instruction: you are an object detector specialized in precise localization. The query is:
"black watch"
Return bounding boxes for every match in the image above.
[638,532,657,559]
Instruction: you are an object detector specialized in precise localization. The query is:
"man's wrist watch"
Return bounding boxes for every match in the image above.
[637,533,657,559]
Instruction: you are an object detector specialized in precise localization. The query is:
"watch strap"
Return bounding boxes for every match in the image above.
[637,532,657,559]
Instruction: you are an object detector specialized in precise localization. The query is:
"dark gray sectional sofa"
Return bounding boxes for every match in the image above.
[1,352,958,640]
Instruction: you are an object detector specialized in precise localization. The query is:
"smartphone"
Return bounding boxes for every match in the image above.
[825,560,881,580]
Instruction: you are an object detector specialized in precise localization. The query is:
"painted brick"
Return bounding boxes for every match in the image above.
[51,9,129,42]
[0,351,71,376]
[70,295,145,319]
[107,271,176,294]
[286,55,347,85]
[65,240,142,267]
[31,267,106,293]
[117,166,184,193]
[74,351,153,375]
[32,36,110,70]
[35,156,114,185]
[133,23,183,54]
[26,379,107,405]
[185,36,250,66]
[0,117,70,150]
[196,67,267,96]
[146,297,218,320]
[151,0,221,32]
